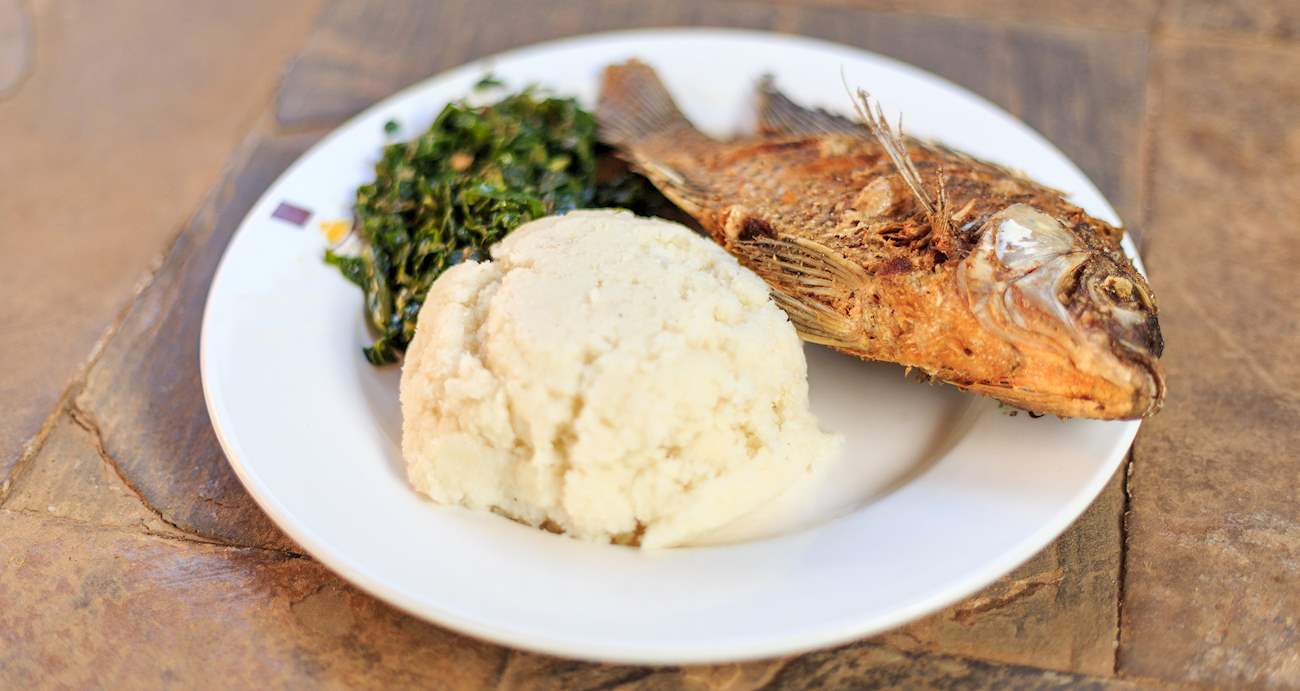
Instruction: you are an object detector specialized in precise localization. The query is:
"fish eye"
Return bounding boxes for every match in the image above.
[1096,274,1154,311]
[1101,275,1133,300]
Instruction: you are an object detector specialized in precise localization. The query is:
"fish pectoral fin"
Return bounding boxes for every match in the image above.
[749,235,869,285]
[740,235,865,350]
[626,153,713,216]
[756,76,863,137]
[769,289,861,349]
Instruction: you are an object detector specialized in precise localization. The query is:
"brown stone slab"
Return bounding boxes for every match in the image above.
[1161,0,1299,41]
[0,0,322,499]
[276,0,1147,237]
[73,134,325,552]
[878,467,1124,676]
[491,654,785,690]
[274,0,787,129]
[0,0,31,97]
[743,643,1139,690]
[775,0,1160,32]
[0,509,1134,689]
[4,411,186,539]
[496,642,1138,690]
[0,510,504,689]
[1119,38,1300,687]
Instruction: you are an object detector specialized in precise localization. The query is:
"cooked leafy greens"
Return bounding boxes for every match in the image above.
[327,87,651,365]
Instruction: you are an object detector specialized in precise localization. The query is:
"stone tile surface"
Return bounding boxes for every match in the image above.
[780,0,1160,32]
[0,0,322,493]
[1119,37,1300,687]
[497,643,1138,690]
[0,510,505,690]
[73,134,323,553]
[0,510,1130,690]
[1162,0,1300,41]
[750,643,1139,690]
[275,0,788,128]
[4,411,184,539]
[0,0,30,96]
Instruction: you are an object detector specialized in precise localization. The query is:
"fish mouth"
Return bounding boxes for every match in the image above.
[1081,263,1165,417]
[1114,345,1166,418]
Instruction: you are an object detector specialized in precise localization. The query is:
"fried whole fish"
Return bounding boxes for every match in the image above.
[598,61,1164,419]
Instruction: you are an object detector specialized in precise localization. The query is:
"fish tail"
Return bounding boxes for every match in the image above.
[598,60,714,213]
[597,60,699,148]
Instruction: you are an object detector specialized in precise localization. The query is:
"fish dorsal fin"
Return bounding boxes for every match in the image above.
[849,89,934,215]
[598,60,715,213]
[756,76,863,137]
[925,139,1069,199]
[849,89,955,245]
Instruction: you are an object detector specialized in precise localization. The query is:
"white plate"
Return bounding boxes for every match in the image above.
[201,29,1141,664]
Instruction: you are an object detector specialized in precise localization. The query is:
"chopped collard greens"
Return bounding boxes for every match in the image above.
[327,87,654,365]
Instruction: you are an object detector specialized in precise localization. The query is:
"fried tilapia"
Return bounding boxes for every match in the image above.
[598,61,1164,419]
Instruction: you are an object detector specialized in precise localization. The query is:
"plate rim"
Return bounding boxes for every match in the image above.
[200,26,1140,664]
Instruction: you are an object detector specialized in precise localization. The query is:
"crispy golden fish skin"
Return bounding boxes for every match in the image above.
[597,60,1165,420]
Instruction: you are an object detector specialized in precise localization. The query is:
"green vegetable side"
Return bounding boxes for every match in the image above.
[327,84,651,365]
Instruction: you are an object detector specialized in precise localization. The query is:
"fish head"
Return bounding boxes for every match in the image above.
[958,203,1165,418]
